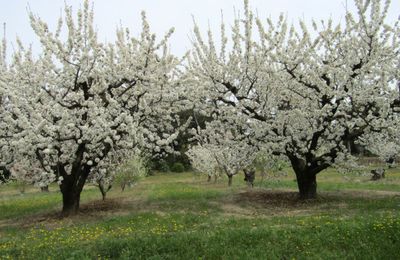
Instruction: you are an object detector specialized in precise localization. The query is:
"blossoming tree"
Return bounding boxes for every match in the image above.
[0,30,14,183]
[190,120,258,186]
[4,1,184,215]
[186,145,220,182]
[187,0,400,198]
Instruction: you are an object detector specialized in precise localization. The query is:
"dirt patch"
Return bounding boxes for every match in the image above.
[208,189,312,218]
[78,198,126,214]
[233,189,331,212]
[236,188,400,206]
[0,197,131,229]
[237,190,303,207]
[222,188,400,217]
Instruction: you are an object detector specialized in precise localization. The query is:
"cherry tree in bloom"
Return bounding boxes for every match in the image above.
[190,121,258,186]
[0,32,5,107]
[359,116,400,165]
[186,145,220,182]
[187,0,400,198]
[0,33,6,162]
[0,30,14,183]
[261,0,400,198]
[213,141,257,186]
[4,1,185,215]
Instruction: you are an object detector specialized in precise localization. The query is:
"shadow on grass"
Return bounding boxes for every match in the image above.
[233,189,400,216]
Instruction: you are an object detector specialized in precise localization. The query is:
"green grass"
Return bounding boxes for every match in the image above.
[0,185,100,220]
[1,167,400,259]
[257,166,400,192]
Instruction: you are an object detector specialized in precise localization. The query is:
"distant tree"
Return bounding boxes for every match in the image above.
[114,155,148,192]
[89,158,115,201]
[253,152,290,182]
[191,121,257,186]
[186,145,220,182]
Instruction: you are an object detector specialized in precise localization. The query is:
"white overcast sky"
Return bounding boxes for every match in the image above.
[1,0,399,57]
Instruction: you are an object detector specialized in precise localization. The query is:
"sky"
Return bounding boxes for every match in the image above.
[1,0,399,57]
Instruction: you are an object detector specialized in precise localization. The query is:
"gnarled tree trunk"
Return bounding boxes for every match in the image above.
[288,155,327,200]
[295,171,317,199]
[59,165,90,216]
[61,184,82,215]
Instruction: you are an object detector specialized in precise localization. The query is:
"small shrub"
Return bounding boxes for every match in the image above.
[171,163,185,173]
[159,161,171,172]
[151,160,170,172]
[114,155,148,191]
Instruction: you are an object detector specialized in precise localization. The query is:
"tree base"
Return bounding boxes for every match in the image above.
[296,172,317,200]
[298,192,317,200]
[228,175,233,186]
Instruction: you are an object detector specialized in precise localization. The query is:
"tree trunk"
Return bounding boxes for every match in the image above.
[228,175,233,186]
[98,182,112,201]
[61,187,81,216]
[243,168,255,188]
[295,171,317,199]
[41,186,49,192]
[19,182,26,194]
[207,175,211,182]
[99,184,107,201]
[0,166,10,182]
[59,166,90,216]
[214,174,218,183]
[287,154,323,200]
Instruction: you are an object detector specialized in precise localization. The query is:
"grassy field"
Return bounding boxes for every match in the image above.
[0,167,399,259]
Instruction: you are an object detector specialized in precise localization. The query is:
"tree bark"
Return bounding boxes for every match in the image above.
[288,155,323,200]
[98,182,112,201]
[99,184,107,201]
[59,165,90,216]
[207,175,211,182]
[243,168,255,188]
[0,166,10,182]
[41,186,49,192]
[295,171,317,199]
[228,175,233,186]
[61,185,81,216]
